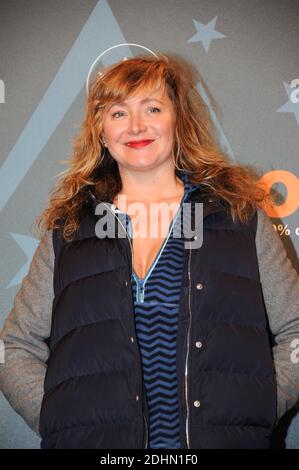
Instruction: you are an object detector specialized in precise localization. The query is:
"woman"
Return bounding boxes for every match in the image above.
[0,53,299,449]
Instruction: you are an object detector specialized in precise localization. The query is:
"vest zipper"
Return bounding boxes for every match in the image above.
[100,202,148,450]
[101,202,134,274]
[139,282,145,303]
[185,245,192,449]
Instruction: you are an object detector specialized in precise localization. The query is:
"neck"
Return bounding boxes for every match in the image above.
[115,163,184,204]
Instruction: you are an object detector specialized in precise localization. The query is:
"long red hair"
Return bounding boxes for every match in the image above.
[34,52,273,241]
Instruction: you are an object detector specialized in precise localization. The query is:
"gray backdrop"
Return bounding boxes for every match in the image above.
[0,0,298,448]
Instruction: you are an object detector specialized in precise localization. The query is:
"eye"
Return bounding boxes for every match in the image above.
[148,107,161,113]
[111,111,125,118]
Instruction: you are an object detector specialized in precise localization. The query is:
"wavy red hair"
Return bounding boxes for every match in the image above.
[34,52,273,241]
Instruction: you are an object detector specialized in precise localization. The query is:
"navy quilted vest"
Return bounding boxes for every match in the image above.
[39,187,277,449]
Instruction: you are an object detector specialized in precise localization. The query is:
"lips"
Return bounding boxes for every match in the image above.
[125,140,155,148]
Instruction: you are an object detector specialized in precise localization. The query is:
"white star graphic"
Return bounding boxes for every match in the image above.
[188,16,226,53]
[276,81,299,127]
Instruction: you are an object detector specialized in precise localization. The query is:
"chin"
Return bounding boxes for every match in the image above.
[126,157,159,168]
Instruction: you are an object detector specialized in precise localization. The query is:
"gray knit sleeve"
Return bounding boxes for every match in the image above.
[0,229,54,437]
[255,208,299,420]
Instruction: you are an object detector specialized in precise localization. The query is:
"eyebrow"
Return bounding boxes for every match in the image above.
[108,98,164,109]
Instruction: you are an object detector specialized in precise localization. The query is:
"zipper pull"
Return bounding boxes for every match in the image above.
[139,284,145,303]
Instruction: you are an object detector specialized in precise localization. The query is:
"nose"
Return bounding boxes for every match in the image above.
[128,111,146,135]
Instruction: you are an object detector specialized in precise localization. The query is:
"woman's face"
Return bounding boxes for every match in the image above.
[101,87,176,172]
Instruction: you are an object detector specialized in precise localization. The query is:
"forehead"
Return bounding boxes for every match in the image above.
[107,86,171,108]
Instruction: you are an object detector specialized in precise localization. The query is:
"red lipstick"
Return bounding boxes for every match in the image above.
[125,140,154,148]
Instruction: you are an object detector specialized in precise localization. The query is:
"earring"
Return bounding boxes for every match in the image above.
[101,136,107,147]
